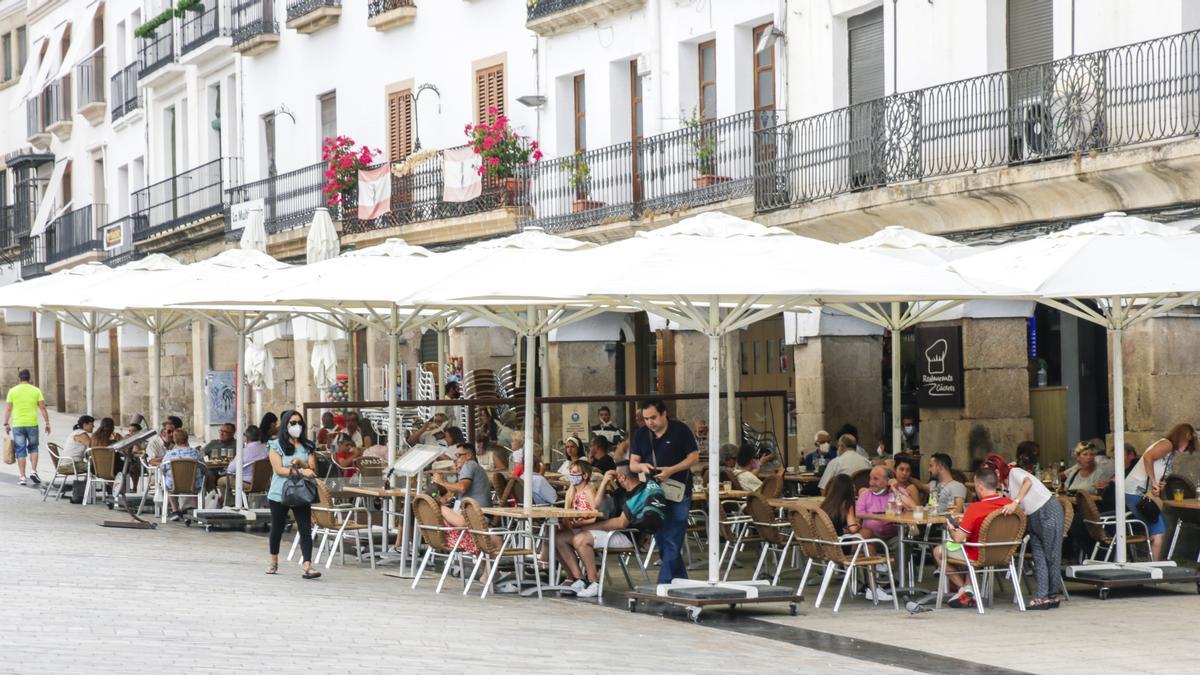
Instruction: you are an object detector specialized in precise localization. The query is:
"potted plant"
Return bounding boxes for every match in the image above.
[321,135,382,213]
[466,107,543,205]
[686,109,730,188]
[563,151,603,213]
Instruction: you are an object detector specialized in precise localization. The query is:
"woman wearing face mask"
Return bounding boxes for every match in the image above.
[552,460,602,592]
[265,410,321,579]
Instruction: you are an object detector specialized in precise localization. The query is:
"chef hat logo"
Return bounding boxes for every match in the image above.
[925,338,948,375]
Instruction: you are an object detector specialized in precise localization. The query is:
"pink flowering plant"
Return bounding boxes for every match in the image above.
[465,107,543,180]
[321,135,382,207]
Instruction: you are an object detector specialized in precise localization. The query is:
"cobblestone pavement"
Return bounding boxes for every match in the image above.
[0,446,914,674]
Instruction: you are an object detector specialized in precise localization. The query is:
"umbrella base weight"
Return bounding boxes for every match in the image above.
[627,580,801,623]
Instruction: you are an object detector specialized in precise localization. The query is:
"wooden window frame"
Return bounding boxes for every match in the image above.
[386,87,413,163]
[572,73,586,152]
[318,89,337,150]
[474,61,506,125]
[630,59,643,202]
[752,23,776,130]
[698,39,716,122]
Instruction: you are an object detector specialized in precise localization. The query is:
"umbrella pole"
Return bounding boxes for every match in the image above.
[891,304,902,456]
[1111,327,1127,563]
[390,323,410,575]
[234,318,247,510]
[523,310,536,510]
[254,388,263,430]
[86,327,96,416]
[150,329,162,432]
[539,332,550,458]
[706,306,721,585]
[725,332,737,446]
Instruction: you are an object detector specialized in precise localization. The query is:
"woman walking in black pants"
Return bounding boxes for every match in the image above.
[265,409,321,579]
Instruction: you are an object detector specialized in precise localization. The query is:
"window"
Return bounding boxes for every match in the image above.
[16,27,26,71]
[572,74,586,152]
[262,112,276,177]
[630,59,643,201]
[386,88,412,162]
[475,63,505,124]
[751,23,776,129]
[319,90,337,150]
[698,40,716,121]
[2,33,11,81]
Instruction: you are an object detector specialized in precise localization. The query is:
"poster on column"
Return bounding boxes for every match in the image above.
[915,326,964,408]
[562,403,588,440]
[205,370,237,425]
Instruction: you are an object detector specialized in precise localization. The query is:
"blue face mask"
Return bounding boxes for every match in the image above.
[569,474,585,486]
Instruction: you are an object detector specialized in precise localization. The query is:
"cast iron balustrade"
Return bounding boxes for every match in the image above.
[754,28,1200,212]
[75,52,106,109]
[25,97,43,139]
[132,157,240,241]
[225,161,327,238]
[180,2,229,54]
[19,236,46,279]
[42,76,71,128]
[139,23,175,78]
[46,204,107,264]
[527,0,590,20]
[288,0,341,22]
[233,0,279,47]
[368,0,415,19]
[0,205,14,252]
[110,62,141,121]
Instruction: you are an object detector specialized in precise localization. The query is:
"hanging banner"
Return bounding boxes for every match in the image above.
[357,164,393,220]
[562,403,588,440]
[443,146,483,203]
[915,325,965,408]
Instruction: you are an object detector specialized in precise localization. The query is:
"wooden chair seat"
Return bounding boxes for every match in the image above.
[845,555,889,567]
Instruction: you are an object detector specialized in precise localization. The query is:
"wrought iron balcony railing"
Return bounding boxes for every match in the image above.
[524,110,763,233]
[527,0,589,21]
[46,204,108,264]
[75,52,105,109]
[233,0,279,47]
[342,145,526,235]
[225,161,327,239]
[25,96,43,139]
[180,2,230,54]
[43,76,71,128]
[133,157,241,241]
[368,0,415,19]
[288,0,341,22]
[139,23,175,78]
[754,28,1200,212]
[19,236,47,279]
[0,205,14,252]
[111,62,141,121]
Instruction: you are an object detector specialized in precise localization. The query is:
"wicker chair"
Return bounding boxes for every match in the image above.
[803,506,899,612]
[161,457,204,523]
[42,443,83,502]
[460,498,542,599]
[310,479,376,569]
[1165,474,1200,560]
[850,469,871,493]
[743,493,795,584]
[787,506,825,600]
[355,456,386,484]
[242,460,274,507]
[936,510,1028,614]
[759,473,784,499]
[1076,490,1151,562]
[410,494,469,593]
[85,447,120,505]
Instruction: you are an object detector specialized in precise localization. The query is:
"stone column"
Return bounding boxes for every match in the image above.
[36,314,60,411]
[547,341,619,443]
[1115,316,1200,452]
[0,311,35,393]
[792,335,884,451]
[919,318,1033,471]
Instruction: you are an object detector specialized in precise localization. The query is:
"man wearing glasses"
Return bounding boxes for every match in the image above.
[431,444,492,528]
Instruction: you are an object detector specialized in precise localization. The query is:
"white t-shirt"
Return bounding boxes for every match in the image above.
[732,468,763,493]
[1006,466,1052,514]
[927,478,968,511]
[1125,441,1172,495]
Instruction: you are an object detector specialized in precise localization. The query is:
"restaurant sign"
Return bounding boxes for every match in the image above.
[102,222,124,251]
[229,198,265,232]
[915,326,964,408]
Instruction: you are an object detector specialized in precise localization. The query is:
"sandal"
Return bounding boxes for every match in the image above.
[302,567,322,580]
[265,563,278,575]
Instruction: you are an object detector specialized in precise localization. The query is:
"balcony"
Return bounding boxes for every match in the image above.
[0,205,15,254]
[367,0,415,32]
[25,97,49,148]
[45,204,108,269]
[180,2,232,61]
[138,23,176,81]
[75,52,106,125]
[753,28,1200,228]
[19,236,47,280]
[524,110,761,233]
[225,161,326,252]
[132,157,241,245]
[110,62,141,122]
[526,0,643,37]
[43,76,72,141]
[287,0,340,34]
[233,0,280,56]
[340,146,524,247]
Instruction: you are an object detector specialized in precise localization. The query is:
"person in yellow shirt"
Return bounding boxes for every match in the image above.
[4,370,52,487]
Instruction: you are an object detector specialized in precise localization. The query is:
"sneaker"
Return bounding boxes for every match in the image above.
[28,472,40,485]
[168,512,182,522]
[568,579,586,594]
[873,563,889,573]
[17,477,26,486]
[576,581,600,598]
[948,589,976,609]
[870,586,894,601]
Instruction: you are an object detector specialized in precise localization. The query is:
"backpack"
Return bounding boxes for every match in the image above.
[622,482,667,533]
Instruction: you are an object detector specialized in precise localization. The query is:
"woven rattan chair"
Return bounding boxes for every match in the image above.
[759,473,784,499]
[1077,490,1151,561]
[42,443,83,502]
[161,457,204,522]
[410,494,469,593]
[311,480,376,569]
[803,506,898,611]
[85,446,120,505]
[936,510,1028,614]
[1165,475,1200,560]
[243,460,274,507]
[787,506,825,600]
[461,498,541,599]
[850,469,871,493]
[744,493,795,584]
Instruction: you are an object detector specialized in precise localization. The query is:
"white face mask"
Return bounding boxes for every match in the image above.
[288,423,303,439]
[903,426,915,436]
[818,442,830,452]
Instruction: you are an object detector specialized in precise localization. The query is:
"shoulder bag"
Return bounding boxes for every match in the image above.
[650,435,686,503]
[281,466,318,507]
[1136,451,1175,523]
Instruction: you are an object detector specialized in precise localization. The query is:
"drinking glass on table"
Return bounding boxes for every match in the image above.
[913,506,925,522]
[1174,489,1186,502]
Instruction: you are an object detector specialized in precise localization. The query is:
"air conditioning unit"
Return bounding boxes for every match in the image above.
[1012,96,1050,161]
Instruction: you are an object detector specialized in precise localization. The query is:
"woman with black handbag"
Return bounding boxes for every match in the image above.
[266,409,321,579]
[1125,423,1196,561]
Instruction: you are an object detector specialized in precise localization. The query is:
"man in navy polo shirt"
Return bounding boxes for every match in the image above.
[629,399,699,584]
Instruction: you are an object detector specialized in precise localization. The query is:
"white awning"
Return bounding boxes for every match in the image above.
[29,159,70,238]
[55,2,105,80]
[30,23,68,96]
[12,37,46,106]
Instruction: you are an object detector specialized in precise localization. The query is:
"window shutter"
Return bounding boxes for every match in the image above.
[475,64,505,124]
[387,89,412,162]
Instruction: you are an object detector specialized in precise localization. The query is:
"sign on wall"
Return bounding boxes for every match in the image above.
[915,326,964,408]
[102,222,124,251]
[205,370,237,425]
[229,198,265,231]
[562,403,588,441]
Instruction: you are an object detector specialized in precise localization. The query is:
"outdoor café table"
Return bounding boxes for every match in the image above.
[692,490,751,502]
[767,496,824,511]
[1165,498,1200,511]
[858,509,950,594]
[343,486,410,553]
[481,505,602,596]
[782,473,820,497]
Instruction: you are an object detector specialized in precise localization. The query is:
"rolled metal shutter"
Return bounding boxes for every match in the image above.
[848,7,885,105]
[1007,0,1053,69]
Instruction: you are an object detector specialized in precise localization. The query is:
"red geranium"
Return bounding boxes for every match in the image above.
[321,136,381,207]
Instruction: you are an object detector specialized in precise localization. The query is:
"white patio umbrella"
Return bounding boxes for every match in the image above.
[952,211,1200,565]
[240,209,278,425]
[0,262,120,416]
[842,226,983,455]
[305,208,342,395]
[566,212,998,593]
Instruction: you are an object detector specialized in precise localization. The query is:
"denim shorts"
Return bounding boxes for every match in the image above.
[1125,493,1167,536]
[12,426,39,459]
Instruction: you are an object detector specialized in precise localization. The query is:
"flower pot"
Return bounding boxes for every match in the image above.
[500,177,528,206]
[572,199,605,213]
[694,174,732,188]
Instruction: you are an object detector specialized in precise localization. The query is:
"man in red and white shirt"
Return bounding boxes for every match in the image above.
[932,467,1012,608]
